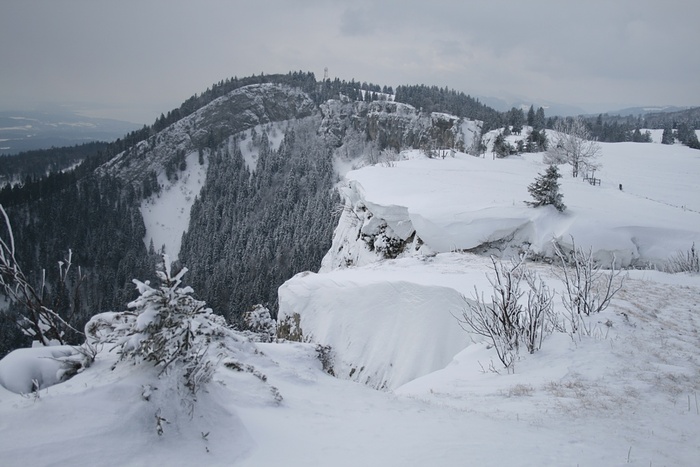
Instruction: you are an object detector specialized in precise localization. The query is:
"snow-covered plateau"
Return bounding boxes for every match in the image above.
[1,137,700,466]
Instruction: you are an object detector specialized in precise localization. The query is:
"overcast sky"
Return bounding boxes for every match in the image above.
[1,0,698,124]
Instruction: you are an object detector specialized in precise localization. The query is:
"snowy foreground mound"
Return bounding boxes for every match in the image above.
[2,141,700,466]
[279,257,479,389]
[2,259,699,466]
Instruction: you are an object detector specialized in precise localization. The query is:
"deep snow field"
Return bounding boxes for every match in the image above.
[1,137,700,466]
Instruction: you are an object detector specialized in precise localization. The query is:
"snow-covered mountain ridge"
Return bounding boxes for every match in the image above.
[1,81,700,465]
[98,84,318,185]
[105,83,481,261]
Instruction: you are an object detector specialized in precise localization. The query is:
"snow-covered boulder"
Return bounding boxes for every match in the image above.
[0,345,84,394]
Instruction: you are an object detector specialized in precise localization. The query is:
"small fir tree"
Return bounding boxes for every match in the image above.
[527,165,566,212]
[87,255,229,393]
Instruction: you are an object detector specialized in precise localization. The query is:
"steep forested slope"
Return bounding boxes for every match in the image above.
[0,72,489,353]
[179,117,340,321]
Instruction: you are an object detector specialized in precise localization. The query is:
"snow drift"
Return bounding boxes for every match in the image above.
[323,144,700,270]
[285,140,700,394]
[279,263,474,389]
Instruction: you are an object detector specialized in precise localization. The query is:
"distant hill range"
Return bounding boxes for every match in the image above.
[0,110,139,155]
[603,105,690,117]
[477,95,587,117]
[581,105,700,131]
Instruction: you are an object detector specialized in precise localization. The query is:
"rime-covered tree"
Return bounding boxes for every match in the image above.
[527,165,565,212]
[492,132,512,158]
[508,107,525,135]
[526,129,548,152]
[676,123,700,149]
[545,117,600,178]
[533,107,546,132]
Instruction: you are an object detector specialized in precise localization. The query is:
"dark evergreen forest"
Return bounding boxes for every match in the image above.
[0,142,110,184]
[0,174,158,355]
[179,118,339,323]
[576,109,700,148]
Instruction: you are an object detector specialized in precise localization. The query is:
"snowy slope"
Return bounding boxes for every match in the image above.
[323,143,700,270]
[140,151,208,259]
[236,120,290,172]
[2,136,700,466]
[2,266,699,466]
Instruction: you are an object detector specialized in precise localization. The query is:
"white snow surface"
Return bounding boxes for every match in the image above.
[279,261,474,389]
[2,264,700,465]
[0,346,79,394]
[323,142,700,270]
[140,151,208,259]
[2,138,700,466]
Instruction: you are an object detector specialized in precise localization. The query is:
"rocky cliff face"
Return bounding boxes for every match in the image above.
[320,98,480,154]
[321,180,428,272]
[98,84,318,186]
[94,83,482,266]
[98,85,481,191]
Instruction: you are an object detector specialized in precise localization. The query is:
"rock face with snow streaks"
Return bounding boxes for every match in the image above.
[320,98,480,153]
[99,84,318,186]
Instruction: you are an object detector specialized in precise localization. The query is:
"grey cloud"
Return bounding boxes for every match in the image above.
[340,7,377,36]
[0,0,698,123]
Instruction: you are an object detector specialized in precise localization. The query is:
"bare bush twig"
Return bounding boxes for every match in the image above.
[665,243,699,273]
[457,254,554,371]
[0,205,83,345]
[552,238,625,337]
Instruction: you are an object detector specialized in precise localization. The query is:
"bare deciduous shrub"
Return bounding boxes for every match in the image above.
[552,238,625,336]
[503,383,534,397]
[544,116,601,178]
[277,313,303,341]
[521,267,555,354]
[665,243,699,273]
[457,255,554,372]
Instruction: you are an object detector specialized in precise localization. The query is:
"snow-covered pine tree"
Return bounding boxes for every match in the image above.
[88,255,230,393]
[527,165,566,212]
[242,304,277,342]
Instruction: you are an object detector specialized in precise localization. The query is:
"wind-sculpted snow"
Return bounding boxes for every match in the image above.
[297,140,700,398]
[279,258,478,389]
[325,144,700,269]
[0,346,82,394]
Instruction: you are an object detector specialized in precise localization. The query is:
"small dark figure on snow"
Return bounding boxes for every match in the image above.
[619,184,623,191]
